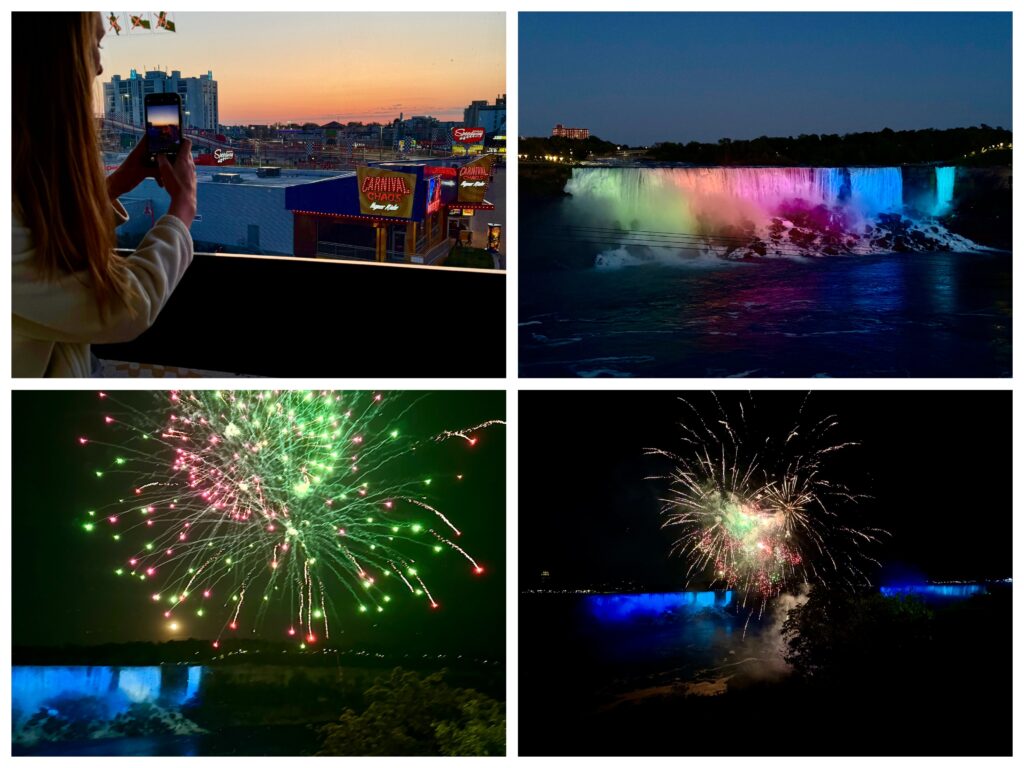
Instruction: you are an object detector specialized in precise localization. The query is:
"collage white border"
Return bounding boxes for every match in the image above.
[1,2,1020,763]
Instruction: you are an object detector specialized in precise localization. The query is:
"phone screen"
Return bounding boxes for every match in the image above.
[146,102,181,156]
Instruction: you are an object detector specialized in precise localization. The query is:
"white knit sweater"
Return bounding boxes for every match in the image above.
[12,200,193,377]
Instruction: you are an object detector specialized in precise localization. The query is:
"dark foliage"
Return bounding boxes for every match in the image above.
[317,668,505,756]
[520,135,620,159]
[647,126,1011,166]
[782,587,934,680]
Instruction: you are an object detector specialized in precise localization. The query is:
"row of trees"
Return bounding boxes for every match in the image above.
[649,125,1011,165]
[521,126,1011,166]
[519,134,619,159]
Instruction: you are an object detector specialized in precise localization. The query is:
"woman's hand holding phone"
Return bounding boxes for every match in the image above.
[158,138,197,228]
[107,135,161,201]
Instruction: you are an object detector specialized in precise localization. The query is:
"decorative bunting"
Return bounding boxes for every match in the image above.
[107,12,177,35]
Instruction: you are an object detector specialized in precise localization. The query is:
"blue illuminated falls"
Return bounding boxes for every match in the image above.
[880,583,986,600]
[12,666,205,725]
[186,666,202,701]
[584,583,991,625]
[933,167,956,216]
[848,167,904,214]
[585,590,733,623]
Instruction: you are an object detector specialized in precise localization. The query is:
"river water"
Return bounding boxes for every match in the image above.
[520,247,1011,378]
[520,167,1011,378]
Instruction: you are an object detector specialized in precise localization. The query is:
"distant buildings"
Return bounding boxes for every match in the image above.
[103,69,219,130]
[395,115,461,145]
[464,95,507,135]
[552,124,590,140]
[101,79,504,152]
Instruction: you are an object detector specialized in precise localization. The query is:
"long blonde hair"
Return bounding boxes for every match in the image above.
[13,12,133,315]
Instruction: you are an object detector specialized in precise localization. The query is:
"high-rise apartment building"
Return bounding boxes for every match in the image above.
[104,69,219,130]
[463,95,506,135]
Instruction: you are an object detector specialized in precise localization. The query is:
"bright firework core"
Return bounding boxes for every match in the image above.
[649,394,882,611]
[78,391,504,647]
[705,492,799,591]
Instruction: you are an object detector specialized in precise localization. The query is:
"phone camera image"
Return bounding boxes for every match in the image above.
[144,98,182,163]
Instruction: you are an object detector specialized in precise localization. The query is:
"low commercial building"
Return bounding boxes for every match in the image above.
[115,159,497,265]
[286,158,497,263]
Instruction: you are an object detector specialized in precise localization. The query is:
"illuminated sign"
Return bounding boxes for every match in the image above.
[357,167,418,218]
[424,166,458,179]
[213,148,234,164]
[426,175,442,215]
[457,157,491,204]
[452,127,485,144]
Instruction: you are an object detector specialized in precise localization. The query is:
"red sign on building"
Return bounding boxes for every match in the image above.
[424,166,458,179]
[452,127,485,144]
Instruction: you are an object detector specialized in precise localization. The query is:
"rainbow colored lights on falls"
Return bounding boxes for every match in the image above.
[565,166,956,231]
[78,390,504,646]
[646,395,885,614]
[563,166,969,261]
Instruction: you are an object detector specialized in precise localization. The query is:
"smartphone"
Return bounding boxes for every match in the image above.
[144,92,183,166]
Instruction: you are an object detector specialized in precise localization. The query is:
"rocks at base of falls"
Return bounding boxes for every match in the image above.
[14,700,207,746]
[707,201,979,261]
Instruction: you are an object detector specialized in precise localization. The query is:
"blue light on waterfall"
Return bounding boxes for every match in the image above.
[117,666,163,702]
[848,167,904,214]
[12,666,206,726]
[185,666,202,701]
[880,583,986,599]
[932,167,956,216]
[585,591,734,623]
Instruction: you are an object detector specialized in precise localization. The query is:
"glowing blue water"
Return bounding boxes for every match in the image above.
[185,667,202,701]
[848,167,904,214]
[933,167,956,216]
[12,666,205,724]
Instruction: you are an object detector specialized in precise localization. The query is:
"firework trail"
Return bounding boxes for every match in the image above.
[646,393,883,615]
[77,390,503,647]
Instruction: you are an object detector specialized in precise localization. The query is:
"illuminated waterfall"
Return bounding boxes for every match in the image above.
[565,166,912,233]
[848,167,904,214]
[933,166,956,216]
[12,665,205,724]
[586,590,734,622]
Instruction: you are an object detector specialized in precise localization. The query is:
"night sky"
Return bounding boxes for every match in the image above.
[12,391,505,655]
[520,390,1011,589]
[520,13,1012,145]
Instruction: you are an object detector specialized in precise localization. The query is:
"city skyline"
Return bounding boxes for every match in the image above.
[93,12,505,125]
[521,12,1011,145]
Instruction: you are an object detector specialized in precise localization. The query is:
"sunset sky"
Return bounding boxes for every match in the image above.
[94,12,505,125]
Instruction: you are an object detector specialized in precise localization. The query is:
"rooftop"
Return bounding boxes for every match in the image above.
[194,167,354,189]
